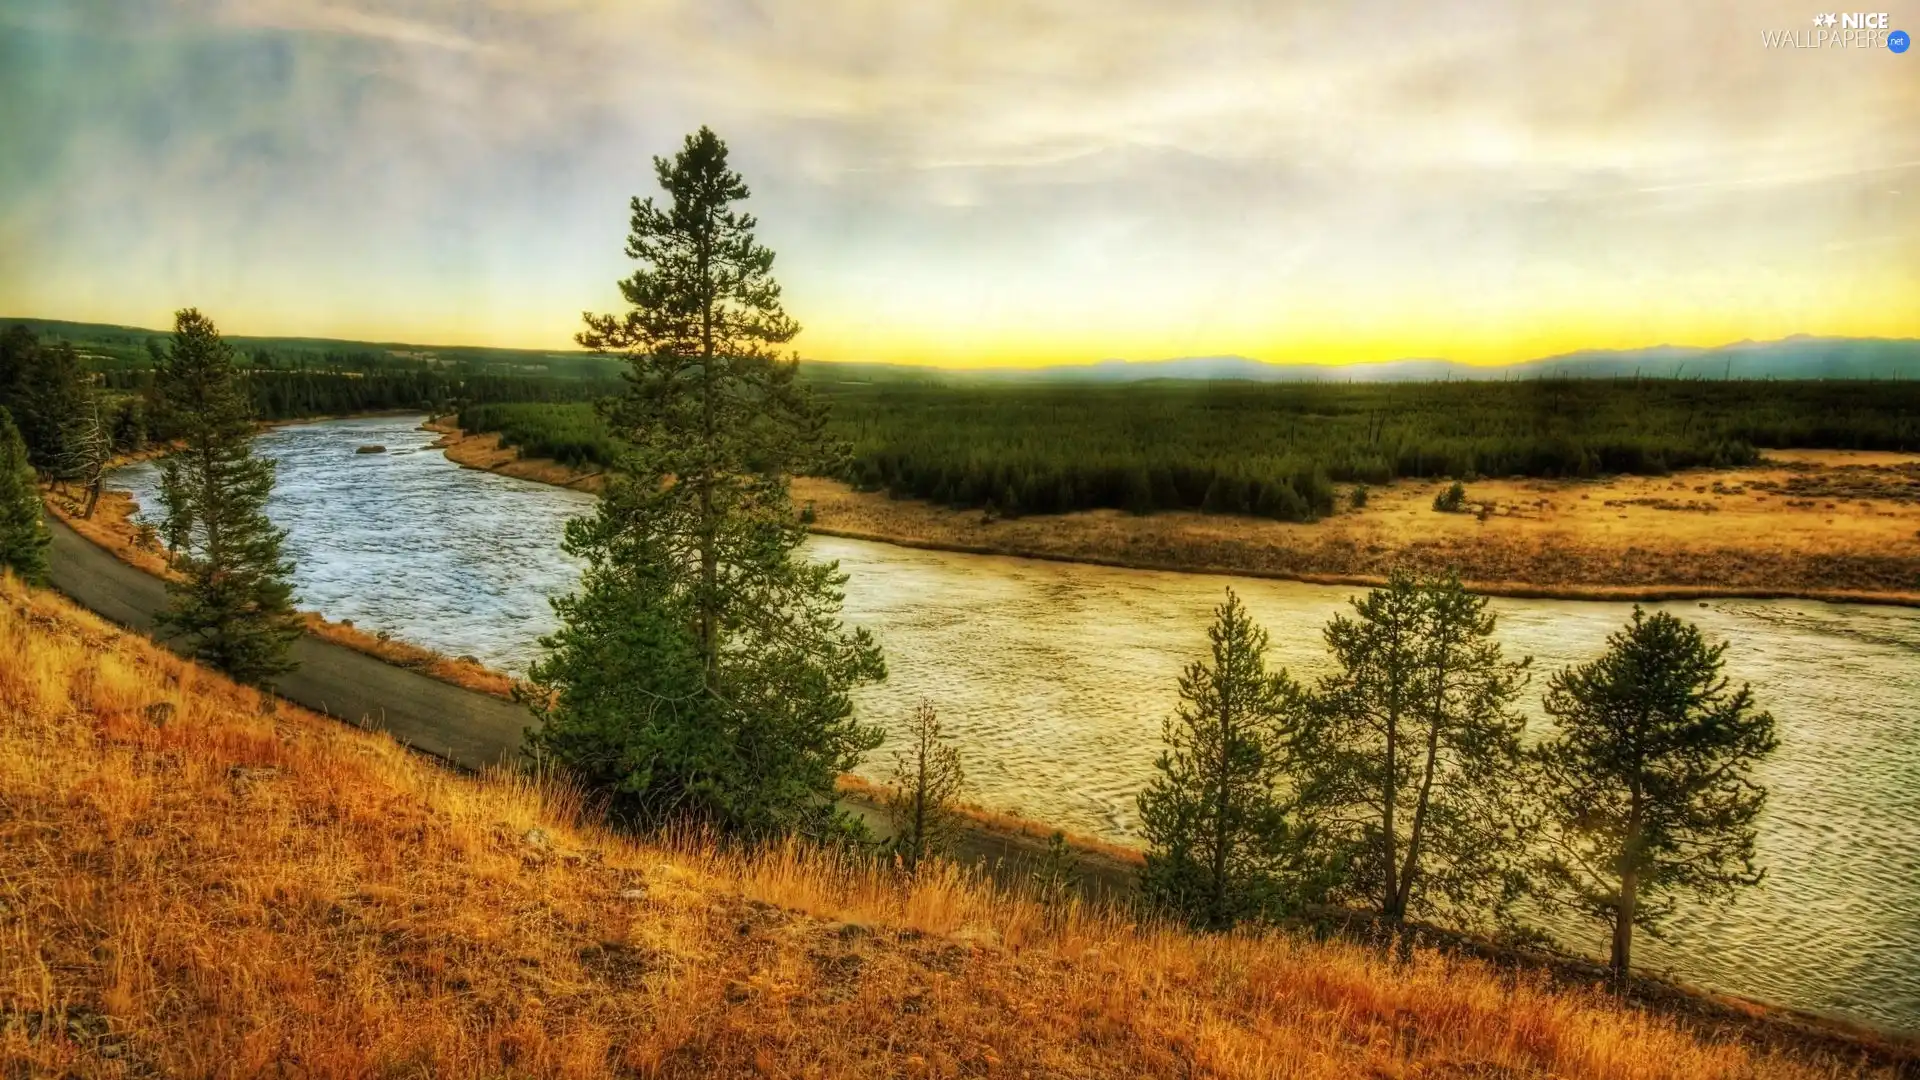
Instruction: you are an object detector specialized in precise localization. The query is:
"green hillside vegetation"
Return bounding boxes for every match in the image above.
[458,401,622,469]
[2,321,622,454]
[459,378,1920,522]
[6,318,628,379]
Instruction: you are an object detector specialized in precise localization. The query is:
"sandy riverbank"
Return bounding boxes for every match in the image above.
[428,417,1920,607]
[425,415,609,493]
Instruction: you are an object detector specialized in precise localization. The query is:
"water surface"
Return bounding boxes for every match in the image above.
[112,414,1920,1032]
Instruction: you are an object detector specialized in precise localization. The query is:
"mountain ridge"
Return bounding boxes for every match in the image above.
[901,335,1920,383]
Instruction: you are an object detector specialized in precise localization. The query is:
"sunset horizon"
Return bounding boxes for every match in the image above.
[4,1,1916,368]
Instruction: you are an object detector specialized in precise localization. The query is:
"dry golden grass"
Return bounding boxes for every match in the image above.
[835,774,1145,869]
[793,453,1920,606]
[0,574,1884,1079]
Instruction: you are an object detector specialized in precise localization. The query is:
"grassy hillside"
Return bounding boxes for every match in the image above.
[0,574,1884,1078]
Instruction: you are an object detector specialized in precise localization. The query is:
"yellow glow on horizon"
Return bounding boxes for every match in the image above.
[35,275,1916,371]
[5,1,1915,371]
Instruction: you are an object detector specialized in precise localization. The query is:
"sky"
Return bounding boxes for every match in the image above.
[1,0,1916,368]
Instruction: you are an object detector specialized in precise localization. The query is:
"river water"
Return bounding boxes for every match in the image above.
[110,414,1920,1033]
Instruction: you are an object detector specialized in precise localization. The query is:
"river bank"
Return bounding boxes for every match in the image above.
[427,418,1920,607]
[43,454,1147,899]
[13,573,1910,1078]
[89,414,1920,1041]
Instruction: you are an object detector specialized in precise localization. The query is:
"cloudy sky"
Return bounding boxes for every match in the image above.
[1,0,1915,366]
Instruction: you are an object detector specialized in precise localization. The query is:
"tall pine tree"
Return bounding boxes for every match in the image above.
[530,127,885,841]
[1532,609,1776,978]
[154,309,301,686]
[1295,570,1533,927]
[1138,589,1308,930]
[0,406,50,584]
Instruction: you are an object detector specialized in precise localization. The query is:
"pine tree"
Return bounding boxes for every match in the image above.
[883,700,966,871]
[1138,588,1307,930]
[530,127,885,841]
[1295,570,1532,927]
[0,326,34,425]
[1533,608,1777,979]
[4,332,90,474]
[153,309,301,686]
[1029,831,1081,907]
[0,406,50,584]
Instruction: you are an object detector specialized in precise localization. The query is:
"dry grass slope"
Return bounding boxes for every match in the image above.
[0,575,1884,1078]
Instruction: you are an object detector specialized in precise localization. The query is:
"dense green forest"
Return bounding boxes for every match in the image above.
[18,317,1920,523]
[100,369,618,423]
[458,401,622,469]
[7,318,627,379]
[1,321,619,469]
[460,379,1920,521]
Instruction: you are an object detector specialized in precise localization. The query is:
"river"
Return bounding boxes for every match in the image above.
[109,414,1920,1034]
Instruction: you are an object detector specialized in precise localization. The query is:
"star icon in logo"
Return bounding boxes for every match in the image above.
[1825,13,1839,25]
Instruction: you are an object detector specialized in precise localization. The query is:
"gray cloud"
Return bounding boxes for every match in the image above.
[1,0,1914,358]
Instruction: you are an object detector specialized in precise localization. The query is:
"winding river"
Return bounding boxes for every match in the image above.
[110,415,1920,1033]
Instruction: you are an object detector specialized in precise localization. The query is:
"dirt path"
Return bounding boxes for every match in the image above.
[45,516,532,771]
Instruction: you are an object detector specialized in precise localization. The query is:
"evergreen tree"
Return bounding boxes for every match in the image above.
[1533,608,1777,978]
[1028,831,1081,907]
[1295,570,1532,926]
[530,127,885,841]
[4,333,90,474]
[0,325,33,422]
[884,700,966,871]
[1138,588,1307,930]
[109,396,148,455]
[153,309,301,686]
[0,407,50,584]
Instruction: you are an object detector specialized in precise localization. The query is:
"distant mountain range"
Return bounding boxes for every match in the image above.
[815,336,1920,384]
[9,316,1918,383]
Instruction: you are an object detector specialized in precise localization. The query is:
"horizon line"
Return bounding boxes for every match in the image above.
[5,315,1915,373]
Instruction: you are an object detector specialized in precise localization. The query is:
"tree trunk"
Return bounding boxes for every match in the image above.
[911,736,928,871]
[697,228,719,681]
[1382,703,1400,921]
[1611,869,1637,978]
[1614,768,1646,981]
[1210,673,1234,929]
[1394,647,1450,918]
